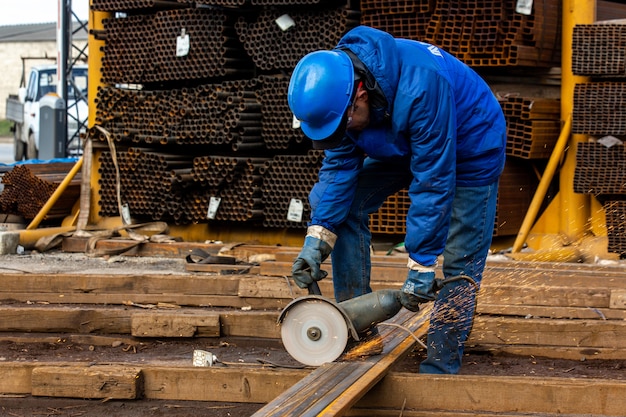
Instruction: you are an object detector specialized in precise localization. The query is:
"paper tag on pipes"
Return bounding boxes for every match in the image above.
[176,29,190,57]
[207,197,221,219]
[515,0,533,15]
[275,14,296,31]
[121,203,132,225]
[287,198,304,222]
[292,115,301,129]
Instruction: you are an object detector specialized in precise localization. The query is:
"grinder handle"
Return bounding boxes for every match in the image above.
[308,281,322,295]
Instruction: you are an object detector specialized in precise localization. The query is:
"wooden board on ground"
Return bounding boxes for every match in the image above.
[131,311,220,337]
[31,365,143,399]
[610,290,626,310]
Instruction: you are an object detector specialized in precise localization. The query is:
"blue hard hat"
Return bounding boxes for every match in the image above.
[288,50,355,148]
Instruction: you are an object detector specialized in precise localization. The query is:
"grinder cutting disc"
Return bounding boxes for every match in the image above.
[280,297,349,366]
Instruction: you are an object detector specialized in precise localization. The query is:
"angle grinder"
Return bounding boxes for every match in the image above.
[278,282,404,366]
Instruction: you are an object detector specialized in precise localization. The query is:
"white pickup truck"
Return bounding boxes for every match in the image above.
[5,64,88,160]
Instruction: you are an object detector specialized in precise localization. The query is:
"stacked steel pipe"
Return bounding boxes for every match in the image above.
[183,156,268,223]
[572,24,626,78]
[92,0,184,11]
[0,164,81,220]
[257,75,307,150]
[574,143,626,195]
[93,0,344,8]
[603,201,626,256]
[361,0,561,67]
[101,8,251,84]
[235,7,361,71]
[572,22,626,255]
[500,96,561,159]
[94,80,262,149]
[369,159,538,237]
[260,151,323,228]
[573,83,626,136]
[98,148,269,224]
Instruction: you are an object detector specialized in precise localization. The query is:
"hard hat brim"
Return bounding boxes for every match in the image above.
[309,114,348,150]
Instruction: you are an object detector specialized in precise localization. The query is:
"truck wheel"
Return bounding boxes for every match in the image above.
[26,132,38,160]
[13,130,25,161]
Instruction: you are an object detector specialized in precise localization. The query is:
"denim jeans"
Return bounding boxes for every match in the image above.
[330,156,499,374]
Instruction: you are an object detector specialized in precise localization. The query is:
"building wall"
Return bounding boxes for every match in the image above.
[0,40,88,121]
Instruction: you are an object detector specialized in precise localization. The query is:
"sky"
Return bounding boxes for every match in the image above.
[0,0,89,26]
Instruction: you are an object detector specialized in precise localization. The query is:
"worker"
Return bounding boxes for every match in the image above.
[287,26,506,374]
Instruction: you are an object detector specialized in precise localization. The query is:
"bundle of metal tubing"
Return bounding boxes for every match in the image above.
[92,0,185,11]
[235,7,360,71]
[98,149,270,224]
[93,0,343,9]
[602,201,626,256]
[572,24,626,78]
[94,79,262,149]
[0,163,81,220]
[499,96,561,159]
[370,159,538,237]
[257,75,307,150]
[260,151,323,229]
[101,8,251,84]
[573,83,626,136]
[360,0,561,67]
[573,143,626,195]
[183,156,269,223]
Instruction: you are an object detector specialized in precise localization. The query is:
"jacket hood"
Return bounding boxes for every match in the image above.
[335,26,400,116]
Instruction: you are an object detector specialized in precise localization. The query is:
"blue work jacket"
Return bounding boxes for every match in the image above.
[309,26,506,266]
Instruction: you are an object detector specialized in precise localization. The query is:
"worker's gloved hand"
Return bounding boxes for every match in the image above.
[292,226,336,289]
[400,259,438,312]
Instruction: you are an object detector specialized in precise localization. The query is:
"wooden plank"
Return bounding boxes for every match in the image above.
[0,306,282,339]
[185,263,260,275]
[0,292,288,309]
[355,374,626,416]
[469,344,626,360]
[610,290,626,310]
[477,303,626,320]
[260,261,407,282]
[142,366,307,403]
[483,262,626,288]
[0,363,37,394]
[131,311,220,337]
[274,251,408,264]
[479,284,612,308]
[238,276,315,299]
[31,365,143,399]
[0,272,241,296]
[0,305,131,334]
[471,316,626,348]
[63,237,292,259]
[252,305,432,417]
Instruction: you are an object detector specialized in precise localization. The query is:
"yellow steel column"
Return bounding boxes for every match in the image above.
[559,0,594,240]
[87,3,110,225]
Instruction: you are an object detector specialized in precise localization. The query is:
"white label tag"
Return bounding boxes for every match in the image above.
[275,14,296,31]
[287,198,304,222]
[207,197,221,219]
[598,135,623,148]
[176,30,190,57]
[121,203,132,225]
[292,114,301,129]
[515,0,533,15]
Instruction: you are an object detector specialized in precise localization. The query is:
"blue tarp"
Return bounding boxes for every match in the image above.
[0,157,79,168]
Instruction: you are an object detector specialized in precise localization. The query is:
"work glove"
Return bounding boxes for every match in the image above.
[291,226,336,289]
[400,258,438,312]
